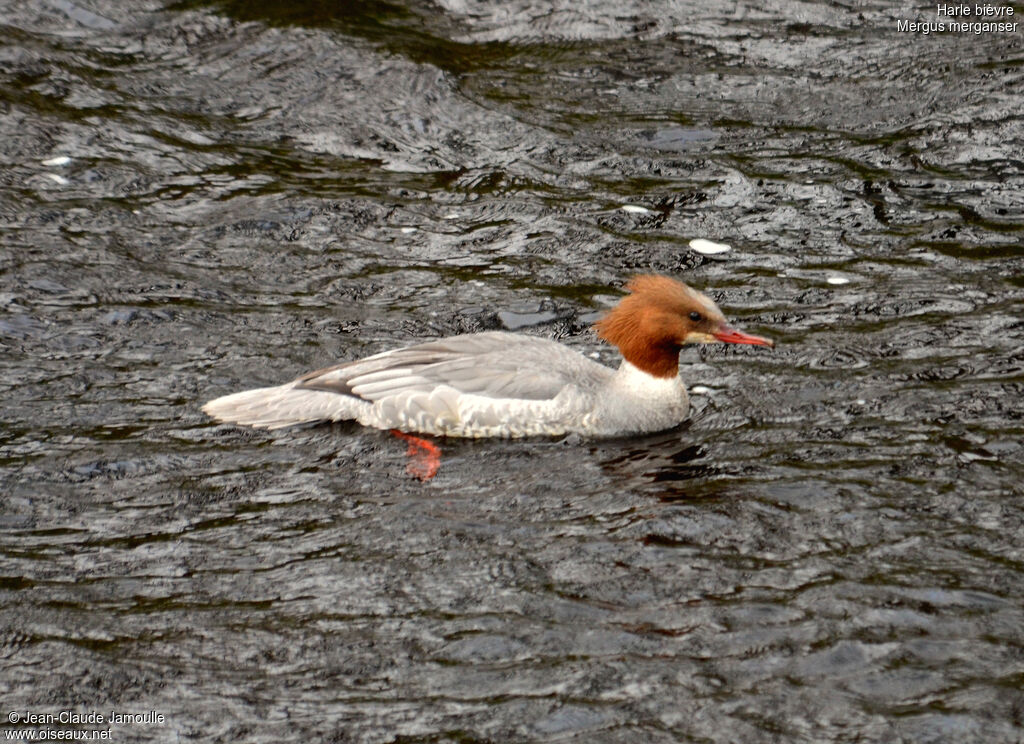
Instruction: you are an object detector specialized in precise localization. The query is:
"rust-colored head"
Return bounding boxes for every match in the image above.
[593,275,773,378]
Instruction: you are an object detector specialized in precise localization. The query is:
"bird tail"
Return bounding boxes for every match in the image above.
[202,383,358,430]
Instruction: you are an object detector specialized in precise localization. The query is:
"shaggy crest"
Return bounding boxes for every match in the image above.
[594,275,723,378]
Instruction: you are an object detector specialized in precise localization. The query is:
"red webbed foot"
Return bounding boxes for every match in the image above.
[390,429,442,481]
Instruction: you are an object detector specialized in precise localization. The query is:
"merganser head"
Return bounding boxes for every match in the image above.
[594,275,773,378]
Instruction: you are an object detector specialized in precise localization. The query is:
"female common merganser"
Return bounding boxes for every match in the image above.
[202,275,772,438]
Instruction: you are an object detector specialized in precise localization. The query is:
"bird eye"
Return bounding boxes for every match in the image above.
[689,311,702,322]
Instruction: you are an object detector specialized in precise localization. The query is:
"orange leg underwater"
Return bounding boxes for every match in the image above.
[390,429,442,481]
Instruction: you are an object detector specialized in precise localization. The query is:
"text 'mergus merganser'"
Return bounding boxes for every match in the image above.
[203,275,773,438]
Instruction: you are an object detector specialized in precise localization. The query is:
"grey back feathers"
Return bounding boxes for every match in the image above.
[296,332,611,403]
[203,331,616,433]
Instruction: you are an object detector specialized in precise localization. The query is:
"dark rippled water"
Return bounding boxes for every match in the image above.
[2,1,1023,742]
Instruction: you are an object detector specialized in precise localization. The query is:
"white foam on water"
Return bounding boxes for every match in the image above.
[689,238,731,254]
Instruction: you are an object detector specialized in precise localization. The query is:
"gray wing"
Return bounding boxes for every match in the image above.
[295,331,613,402]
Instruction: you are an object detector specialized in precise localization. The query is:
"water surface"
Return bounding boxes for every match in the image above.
[2,1,1023,742]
